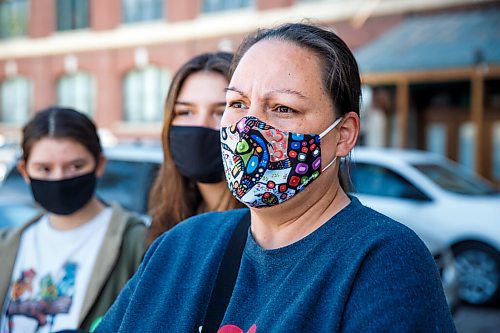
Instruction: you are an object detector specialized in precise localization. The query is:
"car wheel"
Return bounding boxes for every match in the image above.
[453,242,500,306]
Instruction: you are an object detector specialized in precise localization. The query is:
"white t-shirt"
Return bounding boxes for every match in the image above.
[1,208,112,333]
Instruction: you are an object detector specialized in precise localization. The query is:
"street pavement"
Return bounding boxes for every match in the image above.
[454,305,500,333]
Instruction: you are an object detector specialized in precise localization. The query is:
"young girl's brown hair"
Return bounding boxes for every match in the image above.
[147,52,243,245]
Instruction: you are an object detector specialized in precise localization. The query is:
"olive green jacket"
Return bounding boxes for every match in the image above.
[0,203,147,332]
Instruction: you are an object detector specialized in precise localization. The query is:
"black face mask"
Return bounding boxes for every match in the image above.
[169,126,225,184]
[29,171,97,215]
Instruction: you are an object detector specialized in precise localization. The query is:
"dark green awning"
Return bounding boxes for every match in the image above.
[355,8,500,73]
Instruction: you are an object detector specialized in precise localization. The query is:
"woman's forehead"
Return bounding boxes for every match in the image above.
[177,71,227,101]
[230,39,324,94]
[239,39,320,70]
[27,137,93,160]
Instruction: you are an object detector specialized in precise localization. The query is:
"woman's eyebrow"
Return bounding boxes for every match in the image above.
[29,161,51,166]
[30,157,88,166]
[63,158,88,166]
[225,87,306,100]
[224,87,248,99]
[175,101,194,106]
[267,89,307,99]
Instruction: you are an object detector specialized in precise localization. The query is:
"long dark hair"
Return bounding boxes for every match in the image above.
[147,52,243,245]
[22,106,102,163]
[229,23,362,191]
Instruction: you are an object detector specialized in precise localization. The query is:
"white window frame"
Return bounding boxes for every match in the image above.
[122,66,169,123]
[492,122,500,180]
[0,0,28,39]
[57,71,95,116]
[122,0,164,23]
[202,0,253,13]
[0,76,32,125]
[458,121,476,172]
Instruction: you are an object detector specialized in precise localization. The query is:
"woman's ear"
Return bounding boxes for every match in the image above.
[336,111,360,157]
[17,160,31,184]
[95,155,107,178]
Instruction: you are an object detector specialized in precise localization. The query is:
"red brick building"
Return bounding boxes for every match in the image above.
[1,0,499,180]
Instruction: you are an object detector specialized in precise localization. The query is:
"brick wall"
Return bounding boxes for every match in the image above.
[1,0,473,138]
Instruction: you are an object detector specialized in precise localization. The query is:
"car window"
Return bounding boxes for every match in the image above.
[350,162,430,200]
[97,159,160,213]
[0,204,40,229]
[0,167,32,202]
[2,167,25,190]
[412,163,496,196]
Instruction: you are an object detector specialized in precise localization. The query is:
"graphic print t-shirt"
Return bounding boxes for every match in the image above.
[1,208,112,333]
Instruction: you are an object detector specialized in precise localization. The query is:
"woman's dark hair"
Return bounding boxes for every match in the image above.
[229,23,361,190]
[147,52,243,245]
[22,106,102,163]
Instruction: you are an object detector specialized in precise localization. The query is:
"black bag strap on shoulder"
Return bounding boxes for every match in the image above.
[201,211,251,333]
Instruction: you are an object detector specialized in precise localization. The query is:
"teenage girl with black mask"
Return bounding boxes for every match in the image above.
[0,107,146,333]
[147,52,243,246]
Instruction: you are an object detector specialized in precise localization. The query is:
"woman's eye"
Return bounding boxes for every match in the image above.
[275,105,295,113]
[37,166,50,173]
[227,101,247,109]
[214,109,225,118]
[69,164,84,171]
[174,109,193,117]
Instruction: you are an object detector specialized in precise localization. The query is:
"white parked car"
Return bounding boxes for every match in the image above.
[349,147,500,306]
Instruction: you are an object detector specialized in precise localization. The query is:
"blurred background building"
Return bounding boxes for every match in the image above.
[0,0,499,184]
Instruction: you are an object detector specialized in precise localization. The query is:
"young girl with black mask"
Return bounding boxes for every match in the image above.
[147,52,243,245]
[0,107,147,333]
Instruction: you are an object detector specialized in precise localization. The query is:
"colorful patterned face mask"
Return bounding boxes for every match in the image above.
[220,116,343,208]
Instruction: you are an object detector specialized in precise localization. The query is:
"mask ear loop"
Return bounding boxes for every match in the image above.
[318,116,343,172]
[321,156,338,172]
[318,116,343,139]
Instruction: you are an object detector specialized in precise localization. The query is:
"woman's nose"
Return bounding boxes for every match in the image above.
[198,113,219,130]
[246,104,267,122]
[50,168,65,180]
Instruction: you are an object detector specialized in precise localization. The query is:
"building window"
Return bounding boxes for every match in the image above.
[297,0,347,2]
[0,76,31,125]
[202,0,252,13]
[0,0,28,39]
[426,123,447,156]
[56,0,89,31]
[57,72,95,116]
[123,66,168,122]
[493,122,500,180]
[458,122,476,171]
[122,0,163,23]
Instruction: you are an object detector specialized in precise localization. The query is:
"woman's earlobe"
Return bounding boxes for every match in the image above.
[336,111,360,157]
[96,155,107,178]
[17,160,31,184]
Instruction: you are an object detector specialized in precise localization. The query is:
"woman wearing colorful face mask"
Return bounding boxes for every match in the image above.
[147,52,243,245]
[95,24,455,332]
[0,107,147,333]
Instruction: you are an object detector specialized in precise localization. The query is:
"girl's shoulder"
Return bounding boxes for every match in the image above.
[0,213,43,243]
